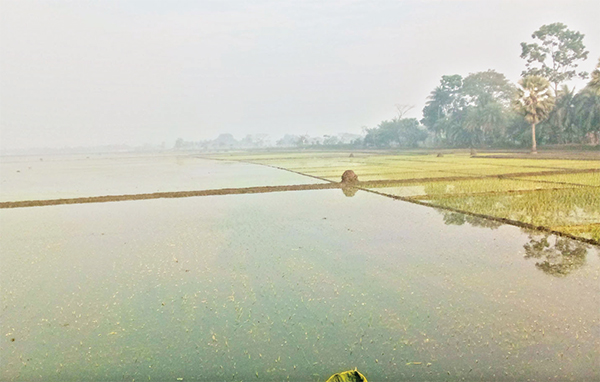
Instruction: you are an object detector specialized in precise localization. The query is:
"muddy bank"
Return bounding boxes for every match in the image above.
[0,183,340,209]
[4,166,594,207]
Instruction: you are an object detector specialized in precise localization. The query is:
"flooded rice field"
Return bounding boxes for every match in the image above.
[1,154,599,381]
[215,152,600,242]
[0,154,323,202]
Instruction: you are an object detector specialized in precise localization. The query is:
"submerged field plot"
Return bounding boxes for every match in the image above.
[1,152,599,381]
[2,187,599,381]
[211,151,600,243]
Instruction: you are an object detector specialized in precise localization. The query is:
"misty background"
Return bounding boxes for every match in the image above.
[1,0,599,151]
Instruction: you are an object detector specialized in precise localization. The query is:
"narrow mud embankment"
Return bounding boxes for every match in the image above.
[2,163,597,245]
[0,183,339,209]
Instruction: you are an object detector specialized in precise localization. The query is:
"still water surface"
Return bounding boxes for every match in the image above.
[0,153,323,202]
[1,156,599,381]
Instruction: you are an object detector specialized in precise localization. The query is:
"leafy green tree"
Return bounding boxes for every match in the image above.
[421,75,464,144]
[464,102,506,146]
[363,120,398,148]
[364,118,427,148]
[462,70,516,107]
[573,59,600,144]
[462,71,515,147]
[513,76,555,153]
[503,113,531,147]
[395,118,428,147]
[576,94,600,144]
[423,70,517,147]
[545,85,577,143]
[588,58,600,95]
[520,22,589,94]
[322,135,340,146]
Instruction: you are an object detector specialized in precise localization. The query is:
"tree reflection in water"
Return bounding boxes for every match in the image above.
[438,210,502,229]
[523,233,588,277]
[435,209,590,277]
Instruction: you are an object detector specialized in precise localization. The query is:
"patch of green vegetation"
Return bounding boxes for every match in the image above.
[439,165,544,176]
[371,177,581,198]
[556,224,600,241]
[422,187,600,241]
[210,152,598,173]
[467,158,600,170]
[515,160,600,169]
[339,171,466,182]
[514,172,600,187]
[326,370,367,382]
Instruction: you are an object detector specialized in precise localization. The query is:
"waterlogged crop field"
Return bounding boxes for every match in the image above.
[1,153,600,381]
[212,151,600,243]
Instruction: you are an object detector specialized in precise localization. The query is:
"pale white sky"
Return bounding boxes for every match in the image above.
[1,0,599,149]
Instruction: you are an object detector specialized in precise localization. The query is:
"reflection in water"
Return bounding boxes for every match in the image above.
[523,233,588,277]
[436,209,591,277]
[437,209,502,229]
[2,190,600,381]
[341,186,359,197]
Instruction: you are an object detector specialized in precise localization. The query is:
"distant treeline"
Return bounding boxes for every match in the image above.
[363,23,599,150]
[363,64,599,149]
[175,23,599,152]
[174,132,363,150]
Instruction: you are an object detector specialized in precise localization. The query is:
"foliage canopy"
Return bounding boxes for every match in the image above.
[520,22,589,93]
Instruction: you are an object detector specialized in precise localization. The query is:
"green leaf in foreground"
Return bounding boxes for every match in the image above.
[326,369,368,382]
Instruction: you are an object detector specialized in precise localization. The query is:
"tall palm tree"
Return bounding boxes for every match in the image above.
[513,76,555,153]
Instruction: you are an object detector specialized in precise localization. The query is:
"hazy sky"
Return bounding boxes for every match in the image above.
[1,0,599,150]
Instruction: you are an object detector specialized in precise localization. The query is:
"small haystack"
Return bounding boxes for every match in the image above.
[341,170,358,183]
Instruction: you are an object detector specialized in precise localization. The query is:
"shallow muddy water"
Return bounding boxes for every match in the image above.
[0,153,324,202]
[1,180,599,381]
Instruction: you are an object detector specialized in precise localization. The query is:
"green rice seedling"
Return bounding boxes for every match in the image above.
[439,165,551,176]
[309,167,424,177]
[513,172,600,187]
[349,171,471,182]
[526,160,600,170]
[423,187,600,240]
[555,224,600,241]
[370,177,580,199]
